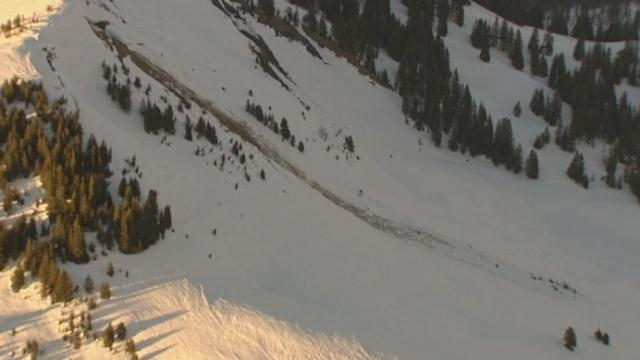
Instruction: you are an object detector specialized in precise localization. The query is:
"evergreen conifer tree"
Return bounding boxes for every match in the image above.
[564,327,577,351]
[280,118,291,141]
[184,116,193,141]
[567,152,589,188]
[527,28,539,54]
[436,0,450,37]
[11,265,25,292]
[510,30,525,70]
[480,43,490,63]
[84,275,94,294]
[68,217,89,263]
[542,32,554,56]
[512,145,524,174]
[117,84,132,112]
[530,89,545,116]
[115,323,127,340]
[525,150,539,179]
[125,339,136,354]
[52,270,73,303]
[605,153,618,189]
[103,323,115,349]
[492,118,515,167]
[513,102,522,117]
[573,38,586,60]
[100,282,111,299]
[451,0,465,26]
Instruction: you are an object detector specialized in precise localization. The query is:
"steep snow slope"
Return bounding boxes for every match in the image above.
[2,0,640,359]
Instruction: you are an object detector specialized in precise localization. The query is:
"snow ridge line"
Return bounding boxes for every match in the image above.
[86,19,578,301]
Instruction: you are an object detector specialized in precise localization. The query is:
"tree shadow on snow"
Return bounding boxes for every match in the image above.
[137,328,181,353]
[0,307,49,332]
[142,344,176,360]
[131,311,187,334]
[0,340,18,358]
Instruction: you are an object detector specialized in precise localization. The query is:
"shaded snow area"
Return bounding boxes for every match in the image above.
[1,0,640,359]
[0,177,48,226]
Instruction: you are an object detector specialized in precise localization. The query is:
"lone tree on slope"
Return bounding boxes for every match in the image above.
[564,327,577,351]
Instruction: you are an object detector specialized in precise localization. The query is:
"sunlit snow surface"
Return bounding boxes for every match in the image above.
[1,0,640,359]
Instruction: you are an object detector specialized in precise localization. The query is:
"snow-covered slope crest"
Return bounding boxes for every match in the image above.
[0,0,62,82]
[2,0,640,359]
[0,270,388,359]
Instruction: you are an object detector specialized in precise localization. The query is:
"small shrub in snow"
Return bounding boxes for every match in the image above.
[102,323,114,349]
[125,338,136,354]
[11,266,25,292]
[100,282,111,299]
[106,262,114,277]
[564,327,577,351]
[88,297,97,310]
[23,339,39,359]
[513,102,522,117]
[595,329,610,346]
[115,322,127,340]
[84,275,94,294]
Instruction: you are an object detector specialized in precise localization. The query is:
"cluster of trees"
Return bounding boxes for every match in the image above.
[1,15,25,34]
[344,135,355,153]
[2,184,22,214]
[24,339,40,359]
[373,1,541,177]
[405,66,536,176]
[543,42,640,195]
[0,78,173,303]
[564,326,612,352]
[471,17,640,194]
[102,322,128,350]
[245,100,305,152]
[0,81,112,265]
[249,1,640,196]
[567,152,589,188]
[253,1,542,177]
[139,98,176,134]
[61,310,95,350]
[533,127,551,150]
[471,17,555,73]
[2,217,38,270]
[474,0,640,42]
[103,61,180,136]
[594,328,611,346]
[103,62,132,113]
[569,8,639,42]
[11,239,74,304]
[1,14,41,38]
[529,89,562,126]
[112,181,172,254]
[193,116,219,145]
[284,0,466,85]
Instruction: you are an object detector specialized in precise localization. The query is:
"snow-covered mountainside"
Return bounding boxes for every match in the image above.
[1,0,639,359]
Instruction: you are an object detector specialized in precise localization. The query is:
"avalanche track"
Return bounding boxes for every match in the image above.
[87,19,578,301]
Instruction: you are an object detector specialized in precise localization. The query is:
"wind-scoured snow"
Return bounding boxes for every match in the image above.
[0,271,386,359]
